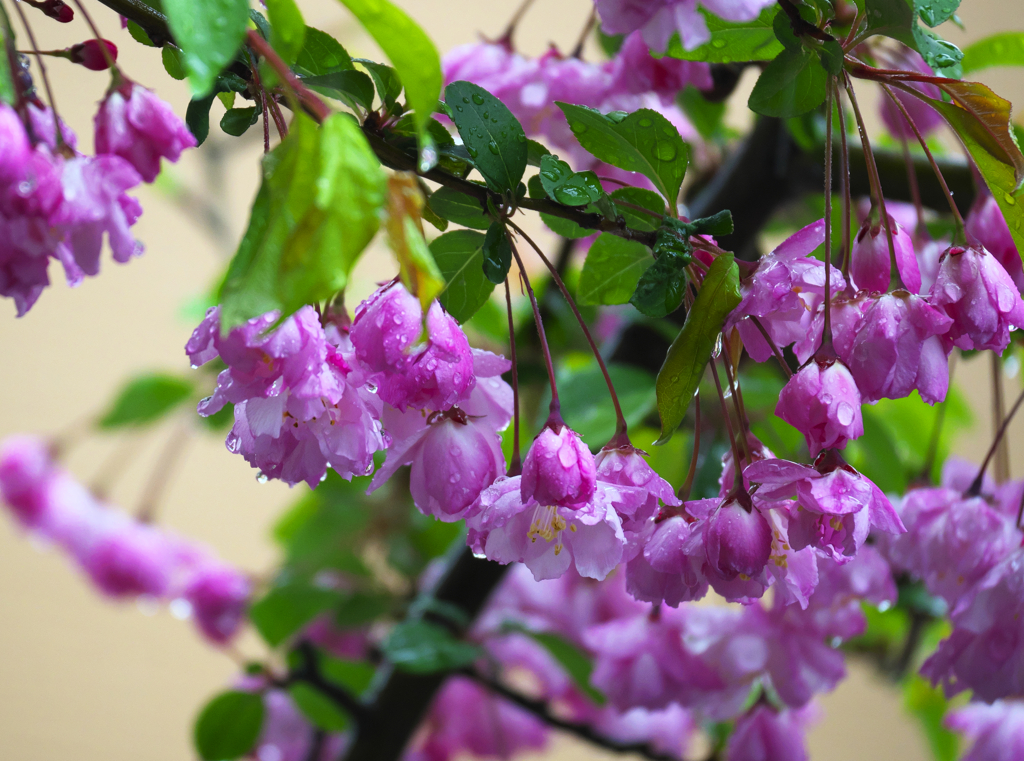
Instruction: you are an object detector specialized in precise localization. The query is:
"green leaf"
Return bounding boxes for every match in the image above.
[541,363,658,447]
[916,0,961,28]
[265,0,306,64]
[337,0,442,149]
[295,27,354,75]
[427,187,491,230]
[748,48,828,118]
[185,94,216,145]
[0,14,16,105]
[578,234,653,306]
[539,212,598,239]
[127,20,156,46]
[249,583,341,647]
[287,684,350,732]
[903,675,959,761]
[482,221,512,284]
[162,46,187,81]
[663,5,782,63]
[430,230,495,322]
[98,374,194,429]
[962,32,1024,74]
[193,691,264,761]
[163,0,250,97]
[526,139,552,166]
[354,59,402,109]
[918,83,1024,254]
[818,39,845,74]
[446,80,528,194]
[381,620,480,674]
[655,253,742,444]
[863,0,963,77]
[334,592,393,627]
[690,210,734,237]
[321,656,376,694]
[609,187,666,232]
[220,107,259,137]
[629,251,690,318]
[302,70,375,111]
[526,631,606,705]
[557,104,688,215]
[538,155,603,206]
[219,113,386,329]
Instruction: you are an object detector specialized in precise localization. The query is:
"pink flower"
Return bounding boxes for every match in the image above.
[923,549,1024,701]
[82,518,174,598]
[0,435,53,527]
[845,291,952,404]
[246,687,346,761]
[727,705,818,761]
[94,80,196,183]
[627,513,709,606]
[946,700,1024,761]
[471,474,640,581]
[704,495,773,580]
[967,192,1024,292]
[596,444,681,529]
[404,676,548,761]
[745,456,904,562]
[351,282,476,412]
[879,46,943,139]
[370,407,506,522]
[183,563,251,644]
[0,104,30,184]
[595,0,777,52]
[188,306,385,487]
[521,425,597,508]
[590,704,696,758]
[929,244,1024,352]
[607,31,712,101]
[884,487,1017,607]
[67,39,117,71]
[776,357,863,456]
[850,214,920,293]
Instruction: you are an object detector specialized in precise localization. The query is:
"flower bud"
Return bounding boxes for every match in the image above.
[850,215,920,293]
[68,39,118,71]
[776,358,863,456]
[521,425,596,508]
[703,497,772,579]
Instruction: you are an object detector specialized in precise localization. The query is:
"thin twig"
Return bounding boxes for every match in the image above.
[503,277,522,475]
[968,385,1024,496]
[11,1,64,148]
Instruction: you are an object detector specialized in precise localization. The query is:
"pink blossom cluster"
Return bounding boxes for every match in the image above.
[883,458,1024,703]
[593,0,777,52]
[442,31,705,165]
[728,210,1024,459]
[0,435,250,643]
[0,81,192,316]
[188,282,513,514]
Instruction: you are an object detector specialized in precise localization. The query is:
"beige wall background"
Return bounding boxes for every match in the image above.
[0,1,1021,759]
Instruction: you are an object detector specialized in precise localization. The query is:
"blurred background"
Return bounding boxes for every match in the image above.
[0,0,1022,758]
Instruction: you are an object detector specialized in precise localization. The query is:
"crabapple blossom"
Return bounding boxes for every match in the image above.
[703,495,773,580]
[94,79,197,182]
[929,244,1024,352]
[594,0,777,52]
[776,357,863,456]
[946,700,1024,761]
[850,214,920,293]
[967,192,1024,292]
[521,424,597,508]
[726,705,817,761]
[879,46,943,139]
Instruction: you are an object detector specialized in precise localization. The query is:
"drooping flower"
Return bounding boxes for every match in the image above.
[94,78,197,183]
[182,563,251,644]
[521,424,597,508]
[726,705,818,761]
[966,192,1024,292]
[745,455,904,562]
[776,357,863,456]
[187,306,384,487]
[67,39,118,70]
[844,291,952,404]
[0,104,30,183]
[627,512,709,607]
[923,549,1024,701]
[703,495,773,580]
[882,486,1017,607]
[929,244,1024,352]
[850,214,921,293]
[945,700,1024,761]
[594,0,777,52]
[351,281,476,412]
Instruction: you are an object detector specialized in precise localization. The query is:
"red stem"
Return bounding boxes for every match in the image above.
[246,30,330,122]
[507,219,629,444]
[503,278,522,476]
[750,316,792,378]
[968,384,1024,496]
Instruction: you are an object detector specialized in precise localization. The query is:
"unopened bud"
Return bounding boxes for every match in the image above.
[67,39,117,71]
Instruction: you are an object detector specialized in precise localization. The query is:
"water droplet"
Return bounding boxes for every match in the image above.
[419,145,438,173]
[467,146,479,158]
[169,598,193,620]
[654,141,677,161]
[638,117,653,128]
[256,471,268,484]
[472,93,486,105]
[462,96,470,104]
[569,122,588,136]
[712,333,723,358]
[487,140,499,155]
[711,39,727,48]
[482,111,489,120]
[1004,192,1017,206]
[454,104,463,112]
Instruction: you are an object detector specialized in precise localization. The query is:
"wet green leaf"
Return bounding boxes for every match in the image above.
[163,0,250,96]
[482,221,512,284]
[446,80,528,194]
[430,229,495,322]
[249,583,342,647]
[578,234,653,306]
[427,187,491,230]
[629,251,690,318]
[288,684,350,732]
[748,48,828,118]
[663,6,782,63]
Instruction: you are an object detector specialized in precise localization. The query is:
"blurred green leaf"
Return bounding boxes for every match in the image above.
[99,374,194,429]
[578,234,652,306]
[250,583,342,647]
[904,675,959,761]
[295,27,354,75]
[163,0,250,96]
[663,6,782,63]
[381,620,480,673]
[962,32,1024,73]
[193,691,264,761]
[265,0,306,64]
[288,683,350,732]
